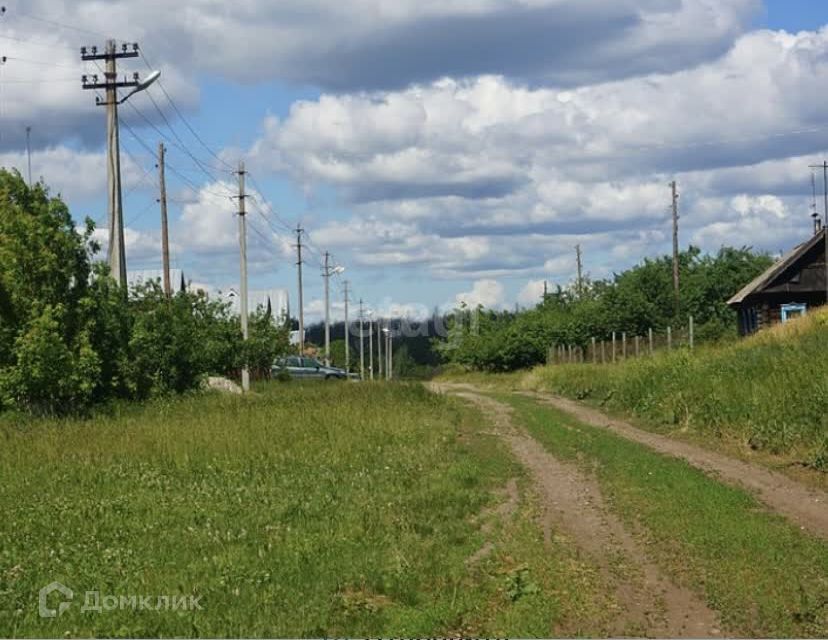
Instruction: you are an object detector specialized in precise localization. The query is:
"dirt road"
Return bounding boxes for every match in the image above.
[435,383,723,637]
[523,391,828,540]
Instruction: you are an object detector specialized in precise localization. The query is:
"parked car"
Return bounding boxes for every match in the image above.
[273,356,351,380]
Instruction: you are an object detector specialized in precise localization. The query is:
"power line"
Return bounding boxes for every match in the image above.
[139,49,233,171]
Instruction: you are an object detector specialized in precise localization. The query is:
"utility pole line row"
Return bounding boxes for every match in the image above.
[343,280,351,373]
[295,224,305,356]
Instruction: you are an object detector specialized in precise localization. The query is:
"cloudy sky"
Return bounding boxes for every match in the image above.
[2,0,828,319]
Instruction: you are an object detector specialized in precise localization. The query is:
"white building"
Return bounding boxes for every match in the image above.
[222,288,290,324]
[127,269,187,293]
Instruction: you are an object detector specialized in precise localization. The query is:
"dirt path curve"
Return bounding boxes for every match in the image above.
[521,391,828,541]
[433,383,722,638]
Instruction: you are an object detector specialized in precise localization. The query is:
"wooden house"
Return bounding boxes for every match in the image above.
[728,228,827,335]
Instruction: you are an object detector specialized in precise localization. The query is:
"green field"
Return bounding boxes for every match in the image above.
[1,380,826,637]
[0,382,616,637]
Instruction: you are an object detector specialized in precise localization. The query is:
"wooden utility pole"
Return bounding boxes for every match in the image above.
[82,41,141,288]
[575,244,584,297]
[295,225,305,355]
[343,280,351,373]
[157,143,171,297]
[808,162,828,305]
[671,181,680,317]
[237,161,250,392]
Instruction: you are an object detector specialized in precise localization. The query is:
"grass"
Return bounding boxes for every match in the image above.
[503,308,828,472]
[498,392,828,637]
[0,381,611,637]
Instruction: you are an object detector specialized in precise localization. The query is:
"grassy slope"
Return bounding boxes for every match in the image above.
[499,393,828,637]
[509,308,828,471]
[0,382,611,637]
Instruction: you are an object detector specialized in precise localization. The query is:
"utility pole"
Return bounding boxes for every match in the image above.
[295,225,305,355]
[237,161,250,392]
[157,143,171,297]
[323,252,332,366]
[808,162,828,305]
[671,181,680,318]
[368,313,374,381]
[543,280,548,301]
[377,317,383,380]
[359,299,365,380]
[343,280,351,373]
[575,244,583,298]
[82,41,142,288]
[25,126,32,187]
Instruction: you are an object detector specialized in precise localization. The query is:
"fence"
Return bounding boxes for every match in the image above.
[547,316,696,365]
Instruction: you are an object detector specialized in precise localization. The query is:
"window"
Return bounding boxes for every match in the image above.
[781,303,807,323]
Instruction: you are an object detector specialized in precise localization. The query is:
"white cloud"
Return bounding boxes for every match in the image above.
[454,279,505,309]
[518,279,546,306]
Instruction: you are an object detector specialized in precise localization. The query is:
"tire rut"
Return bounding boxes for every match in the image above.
[441,385,722,638]
[523,391,828,541]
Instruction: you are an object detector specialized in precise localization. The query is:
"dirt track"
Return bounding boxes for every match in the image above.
[522,390,828,541]
[436,384,723,637]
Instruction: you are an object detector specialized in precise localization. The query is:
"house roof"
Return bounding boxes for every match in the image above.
[727,228,826,306]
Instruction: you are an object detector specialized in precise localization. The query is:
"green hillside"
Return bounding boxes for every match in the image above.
[519,308,828,472]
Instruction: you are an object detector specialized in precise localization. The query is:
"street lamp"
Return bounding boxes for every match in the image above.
[119,69,160,103]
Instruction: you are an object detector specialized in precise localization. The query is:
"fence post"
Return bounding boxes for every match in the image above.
[622,332,627,360]
[601,340,606,364]
[635,335,640,358]
[648,327,654,355]
[689,315,694,350]
[667,326,672,350]
[612,332,616,363]
[592,337,597,364]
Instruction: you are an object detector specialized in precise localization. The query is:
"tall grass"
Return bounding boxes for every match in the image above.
[522,308,828,469]
[0,382,521,637]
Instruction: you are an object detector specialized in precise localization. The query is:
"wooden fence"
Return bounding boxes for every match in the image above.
[547,316,695,365]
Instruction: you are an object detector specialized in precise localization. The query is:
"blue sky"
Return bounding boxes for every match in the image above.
[4,0,828,319]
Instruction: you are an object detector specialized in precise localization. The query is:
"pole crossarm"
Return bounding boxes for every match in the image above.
[81,44,140,61]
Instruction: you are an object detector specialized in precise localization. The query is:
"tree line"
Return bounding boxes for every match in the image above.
[436,246,773,372]
[0,169,289,415]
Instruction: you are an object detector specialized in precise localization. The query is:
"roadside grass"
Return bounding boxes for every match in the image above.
[0,381,608,637]
[519,308,828,473]
[499,392,828,638]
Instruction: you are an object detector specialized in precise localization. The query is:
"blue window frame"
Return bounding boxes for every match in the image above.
[781,303,807,323]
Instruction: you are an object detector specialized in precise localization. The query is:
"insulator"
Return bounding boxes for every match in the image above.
[82,75,88,83]
[91,46,97,54]
[133,72,139,81]
[81,46,87,55]
[133,43,139,51]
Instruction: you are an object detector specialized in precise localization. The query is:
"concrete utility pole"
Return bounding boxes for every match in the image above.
[295,225,305,355]
[808,162,828,305]
[81,41,142,288]
[358,299,365,380]
[368,312,374,381]
[386,328,393,381]
[25,126,32,187]
[671,181,680,317]
[237,161,250,392]
[157,142,171,297]
[343,280,351,373]
[377,317,383,380]
[575,244,584,298]
[323,252,331,366]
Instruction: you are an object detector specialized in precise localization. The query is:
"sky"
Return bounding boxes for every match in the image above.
[2,0,828,321]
